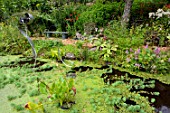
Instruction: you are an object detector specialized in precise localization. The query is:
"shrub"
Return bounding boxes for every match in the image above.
[0,22,30,55]
[122,46,170,74]
[74,2,122,33]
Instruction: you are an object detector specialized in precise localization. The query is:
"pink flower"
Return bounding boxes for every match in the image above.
[144,44,148,49]
[154,47,160,55]
[130,48,133,52]
[168,58,170,62]
[126,58,131,62]
[125,50,129,54]
[135,49,140,55]
[134,63,141,68]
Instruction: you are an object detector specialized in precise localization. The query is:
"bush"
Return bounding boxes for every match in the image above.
[122,46,170,74]
[0,22,30,55]
[74,2,123,33]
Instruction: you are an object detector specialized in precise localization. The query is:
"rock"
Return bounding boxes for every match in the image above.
[65,53,76,60]
[89,47,97,51]
[66,71,76,78]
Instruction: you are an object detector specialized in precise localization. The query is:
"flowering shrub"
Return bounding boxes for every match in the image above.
[122,45,170,74]
[145,8,170,46]
[149,9,170,19]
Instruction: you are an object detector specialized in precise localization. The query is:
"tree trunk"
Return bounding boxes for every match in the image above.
[121,0,134,27]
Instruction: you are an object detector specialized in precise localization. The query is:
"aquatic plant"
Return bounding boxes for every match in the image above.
[25,76,76,112]
[89,72,159,113]
[39,77,76,105]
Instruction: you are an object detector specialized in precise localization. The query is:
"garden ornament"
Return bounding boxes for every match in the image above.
[18,13,37,59]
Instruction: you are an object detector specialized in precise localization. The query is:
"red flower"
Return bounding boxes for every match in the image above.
[165,4,170,9]
[70,14,73,16]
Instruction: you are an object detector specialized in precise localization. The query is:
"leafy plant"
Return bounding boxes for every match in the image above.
[122,46,170,74]
[89,76,155,113]
[0,22,30,55]
[94,38,118,62]
[51,44,80,60]
[25,77,76,112]
[74,2,121,33]
[11,103,25,111]
[39,77,75,106]
[7,95,17,101]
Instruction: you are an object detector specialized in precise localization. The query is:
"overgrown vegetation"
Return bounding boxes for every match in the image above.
[0,0,170,113]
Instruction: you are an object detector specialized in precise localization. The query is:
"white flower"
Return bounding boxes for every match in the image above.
[157,9,164,13]
[149,12,155,18]
[95,28,98,32]
[156,13,163,18]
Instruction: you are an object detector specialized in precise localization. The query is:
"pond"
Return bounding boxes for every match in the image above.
[0,55,170,113]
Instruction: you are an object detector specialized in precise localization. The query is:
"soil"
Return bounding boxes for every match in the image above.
[31,37,94,48]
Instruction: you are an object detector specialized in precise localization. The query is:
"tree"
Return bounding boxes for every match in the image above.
[121,0,134,27]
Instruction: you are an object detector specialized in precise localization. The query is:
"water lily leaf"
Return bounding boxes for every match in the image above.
[151,98,155,103]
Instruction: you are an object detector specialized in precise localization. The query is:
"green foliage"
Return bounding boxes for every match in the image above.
[51,44,80,60]
[104,20,145,49]
[29,89,40,97]
[145,9,170,46]
[7,95,17,101]
[89,75,155,113]
[122,46,170,74]
[74,2,122,33]
[0,22,30,55]
[131,0,168,22]
[94,38,118,62]
[11,103,25,111]
[38,77,75,107]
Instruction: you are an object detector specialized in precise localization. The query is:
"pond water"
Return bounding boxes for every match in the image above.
[0,57,53,72]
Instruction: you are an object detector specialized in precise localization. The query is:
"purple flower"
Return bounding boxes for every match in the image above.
[125,50,129,54]
[126,58,131,62]
[168,58,170,62]
[99,47,103,50]
[144,44,148,49]
[154,47,160,55]
[134,63,141,68]
[48,95,51,98]
[130,48,133,52]
[135,49,140,55]
[135,56,138,60]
